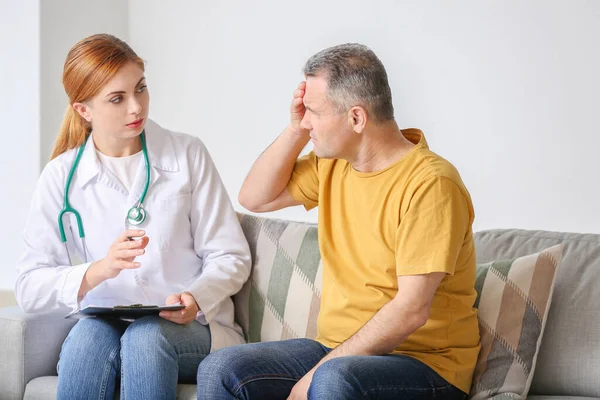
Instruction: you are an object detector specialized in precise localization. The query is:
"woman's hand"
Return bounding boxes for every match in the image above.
[78,229,149,299]
[159,291,200,325]
[95,229,149,279]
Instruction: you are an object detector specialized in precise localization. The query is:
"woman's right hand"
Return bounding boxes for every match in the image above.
[95,229,150,279]
[79,230,149,300]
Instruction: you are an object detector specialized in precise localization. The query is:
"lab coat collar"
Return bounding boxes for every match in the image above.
[76,119,179,188]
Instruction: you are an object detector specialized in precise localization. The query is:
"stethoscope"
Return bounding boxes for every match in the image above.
[58,131,151,264]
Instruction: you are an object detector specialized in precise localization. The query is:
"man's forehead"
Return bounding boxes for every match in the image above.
[305,75,328,93]
[304,76,328,107]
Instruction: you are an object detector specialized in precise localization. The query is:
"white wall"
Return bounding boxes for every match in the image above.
[0,0,129,291]
[4,0,597,291]
[0,0,40,291]
[128,0,600,234]
[40,0,129,164]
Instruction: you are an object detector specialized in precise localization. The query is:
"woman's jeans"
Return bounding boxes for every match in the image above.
[57,315,211,400]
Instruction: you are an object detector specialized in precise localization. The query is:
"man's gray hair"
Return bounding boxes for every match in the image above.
[303,43,394,122]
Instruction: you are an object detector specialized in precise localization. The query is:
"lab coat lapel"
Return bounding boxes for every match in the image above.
[125,122,179,217]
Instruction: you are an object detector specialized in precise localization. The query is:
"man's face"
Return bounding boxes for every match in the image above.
[300,76,355,159]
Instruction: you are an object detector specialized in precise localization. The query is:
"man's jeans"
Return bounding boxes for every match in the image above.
[57,315,211,400]
[197,338,467,400]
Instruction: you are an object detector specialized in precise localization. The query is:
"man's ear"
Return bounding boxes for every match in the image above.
[72,102,92,123]
[348,106,368,134]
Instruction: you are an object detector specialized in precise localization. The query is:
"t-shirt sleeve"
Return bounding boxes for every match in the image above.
[395,176,473,276]
[286,151,319,210]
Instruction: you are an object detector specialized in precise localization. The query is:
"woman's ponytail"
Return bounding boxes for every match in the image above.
[49,105,90,160]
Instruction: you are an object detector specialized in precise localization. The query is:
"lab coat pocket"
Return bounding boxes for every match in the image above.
[154,193,193,252]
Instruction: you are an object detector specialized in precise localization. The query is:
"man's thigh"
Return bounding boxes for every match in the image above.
[310,354,467,400]
[199,338,329,399]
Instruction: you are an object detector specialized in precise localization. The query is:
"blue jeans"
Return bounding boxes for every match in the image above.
[57,315,211,400]
[197,339,467,400]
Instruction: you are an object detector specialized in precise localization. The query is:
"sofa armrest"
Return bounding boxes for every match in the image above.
[0,306,76,400]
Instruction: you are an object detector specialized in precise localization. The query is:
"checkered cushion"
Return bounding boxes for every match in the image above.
[236,214,322,342]
[469,244,563,400]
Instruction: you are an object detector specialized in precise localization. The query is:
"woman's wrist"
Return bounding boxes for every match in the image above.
[78,259,106,299]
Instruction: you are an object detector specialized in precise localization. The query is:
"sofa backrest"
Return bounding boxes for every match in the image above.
[235,214,322,343]
[474,229,600,398]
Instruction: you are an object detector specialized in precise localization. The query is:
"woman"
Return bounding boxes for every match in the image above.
[15,34,251,399]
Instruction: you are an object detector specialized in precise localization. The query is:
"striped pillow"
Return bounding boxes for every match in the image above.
[469,244,563,400]
[236,214,322,342]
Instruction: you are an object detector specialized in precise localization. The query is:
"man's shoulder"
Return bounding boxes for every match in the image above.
[407,148,467,190]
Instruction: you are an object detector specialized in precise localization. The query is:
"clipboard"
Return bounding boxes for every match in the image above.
[66,303,186,320]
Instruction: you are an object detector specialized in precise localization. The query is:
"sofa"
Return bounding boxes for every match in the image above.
[1,214,599,399]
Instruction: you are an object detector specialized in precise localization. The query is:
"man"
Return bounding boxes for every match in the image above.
[198,43,480,400]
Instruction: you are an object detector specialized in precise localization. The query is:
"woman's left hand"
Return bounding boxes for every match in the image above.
[159,291,200,324]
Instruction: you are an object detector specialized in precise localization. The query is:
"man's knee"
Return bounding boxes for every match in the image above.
[198,344,253,383]
[309,357,362,398]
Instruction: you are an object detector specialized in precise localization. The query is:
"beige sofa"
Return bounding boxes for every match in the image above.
[0,214,598,399]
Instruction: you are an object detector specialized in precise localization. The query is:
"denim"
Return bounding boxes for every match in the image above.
[197,338,467,400]
[57,315,211,400]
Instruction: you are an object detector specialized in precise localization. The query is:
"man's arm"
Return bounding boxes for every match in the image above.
[321,272,445,357]
[238,82,309,212]
[287,272,446,399]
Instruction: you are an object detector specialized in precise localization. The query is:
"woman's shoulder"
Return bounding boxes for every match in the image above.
[41,147,79,182]
[146,119,207,149]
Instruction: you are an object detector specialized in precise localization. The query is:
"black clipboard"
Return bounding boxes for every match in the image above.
[66,303,186,319]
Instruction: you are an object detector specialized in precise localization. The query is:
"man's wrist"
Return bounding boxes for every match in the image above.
[285,124,310,142]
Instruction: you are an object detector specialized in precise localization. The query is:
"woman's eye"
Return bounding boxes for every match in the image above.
[110,96,122,104]
[137,85,147,93]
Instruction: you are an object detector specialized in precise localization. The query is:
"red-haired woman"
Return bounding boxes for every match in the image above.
[15,34,251,399]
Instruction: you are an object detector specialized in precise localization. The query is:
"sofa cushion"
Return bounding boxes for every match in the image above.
[470,244,563,400]
[474,230,600,398]
[527,397,600,400]
[23,376,197,400]
[237,215,322,342]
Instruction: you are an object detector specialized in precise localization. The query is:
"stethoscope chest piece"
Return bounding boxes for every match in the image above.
[60,130,151,264]
[127,206,146,226]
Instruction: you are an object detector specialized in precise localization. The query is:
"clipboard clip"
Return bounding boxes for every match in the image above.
[113,303,158,309]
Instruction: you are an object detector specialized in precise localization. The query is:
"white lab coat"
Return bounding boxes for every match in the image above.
[15,119,252,352]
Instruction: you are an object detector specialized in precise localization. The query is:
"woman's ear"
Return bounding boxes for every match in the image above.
[72,102,92,123]
[348,106,367,134]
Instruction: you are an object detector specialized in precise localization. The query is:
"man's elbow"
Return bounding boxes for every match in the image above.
[414,308,430,330]
[393,298,431,331]
[238,192,265,213]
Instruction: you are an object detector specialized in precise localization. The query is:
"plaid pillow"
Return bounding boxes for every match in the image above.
[236,214,322,342]
[469,244,563,400]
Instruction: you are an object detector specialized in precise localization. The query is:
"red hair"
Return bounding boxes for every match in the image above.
[50,34,144,160]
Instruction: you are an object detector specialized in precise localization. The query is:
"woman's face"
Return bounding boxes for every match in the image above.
[75,61,149,139]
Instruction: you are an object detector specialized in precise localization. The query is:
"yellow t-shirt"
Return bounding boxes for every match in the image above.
[286,129,480,394]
